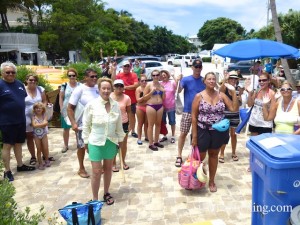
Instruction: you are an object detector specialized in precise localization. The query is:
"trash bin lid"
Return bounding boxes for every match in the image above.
[249,133,300,160]
[290,205,300,225]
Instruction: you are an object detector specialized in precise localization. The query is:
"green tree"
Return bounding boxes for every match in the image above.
[198,17,245,49]
[279,9,300,48]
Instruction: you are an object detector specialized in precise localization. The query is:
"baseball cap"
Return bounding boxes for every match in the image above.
[192,59,202,67]
[122,60,130,66]
[113,79,124,86]
[228,71,239,79]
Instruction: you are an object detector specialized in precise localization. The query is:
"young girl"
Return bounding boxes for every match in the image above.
[31,102,50,170]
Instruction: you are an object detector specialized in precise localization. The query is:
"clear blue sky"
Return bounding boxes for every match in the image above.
[106,0,299,37]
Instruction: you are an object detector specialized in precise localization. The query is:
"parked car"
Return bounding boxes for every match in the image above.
[116,56,160,72]
[143,61,174,79]
[116,60,174,79]
[227,60,253,75]
[167,55,197,67]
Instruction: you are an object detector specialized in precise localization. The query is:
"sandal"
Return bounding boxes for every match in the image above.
[159,136,168,142]
[232,155,239,161]
[17,164,36,172]
[29,157,37,165]
[123,164,129,170]
[103,193,114,205]
[170,137,175,144]
[218,157,225,163]
[43,156,55,161]
[175,157,182,167]
[112,166,119,172]
[77,171,90,178]
[209,183,217,192]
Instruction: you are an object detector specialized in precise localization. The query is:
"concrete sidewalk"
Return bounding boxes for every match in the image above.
[10,116,252,225]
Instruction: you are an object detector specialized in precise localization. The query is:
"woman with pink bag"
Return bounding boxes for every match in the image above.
[191,72,239,192]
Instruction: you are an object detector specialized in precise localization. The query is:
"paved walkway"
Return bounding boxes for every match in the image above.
[11,115,252,225]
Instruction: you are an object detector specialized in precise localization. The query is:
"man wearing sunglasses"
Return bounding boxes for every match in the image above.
[112,60,139,138]
[67,68,99,178]
[0,62,35,181]
[175,59,206,167]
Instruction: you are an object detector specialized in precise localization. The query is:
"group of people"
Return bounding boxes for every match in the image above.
[2,57,300,203]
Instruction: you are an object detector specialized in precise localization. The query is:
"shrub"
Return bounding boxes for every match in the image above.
[0,156,46,224]
[16,66,53,92]
[66,62,102,81]
[202,57,212,63]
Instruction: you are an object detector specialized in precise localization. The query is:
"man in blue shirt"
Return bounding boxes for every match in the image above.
[0,62,35,181]
[175,60,206,167]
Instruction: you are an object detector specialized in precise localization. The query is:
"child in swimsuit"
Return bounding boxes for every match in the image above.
[32,102,50,170]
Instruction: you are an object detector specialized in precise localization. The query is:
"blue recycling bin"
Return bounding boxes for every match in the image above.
[246,133,300,225]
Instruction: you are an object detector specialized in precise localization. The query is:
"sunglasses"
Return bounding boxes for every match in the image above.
[28,79,36,82]
[258,79,268,83]
[89,75,98,79]
[114,84,124,88]
[280,87,293,92]
[140,80,147,82]
[68,75,76,77]
[194,65,202,69]
[123,65,130,68]
[5,71,16,75]
[152,74,160,77]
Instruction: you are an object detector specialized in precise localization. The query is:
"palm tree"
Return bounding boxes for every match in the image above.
[270,0,295,86]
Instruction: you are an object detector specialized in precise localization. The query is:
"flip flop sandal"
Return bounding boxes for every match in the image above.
[175,157,182,167]
[209,183,217,192]
[123,165,129,170]
[112,167,119,172]
[43,156,55,161]
[103,193,114,205]
[232,155,239,161]
[77,171,90,178]
[219,157,225,163]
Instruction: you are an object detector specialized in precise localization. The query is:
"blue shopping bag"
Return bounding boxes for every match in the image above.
[59,200,103,225]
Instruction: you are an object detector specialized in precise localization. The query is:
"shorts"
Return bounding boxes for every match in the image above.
[61,115,71,129]
[249,125,272,135]
[180,112,192,134]
[76,130,85,149]
[197,126,229,152]
[131,103,136,114]
[88,139,118,161]
[0,123,26,144]
[162,110,176,125]
[123,122,129,133]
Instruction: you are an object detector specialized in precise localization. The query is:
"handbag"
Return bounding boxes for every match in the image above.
[212,118,230,132]
[46,103,54,121]
[59,200,103,225]
[178,146,206,190]
[175,93,183,115]
[235,106,253,134]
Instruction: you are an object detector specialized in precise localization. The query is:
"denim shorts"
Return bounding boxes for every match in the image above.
[162,110,176,125]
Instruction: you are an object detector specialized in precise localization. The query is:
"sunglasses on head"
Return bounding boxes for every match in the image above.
[89,75,98,79]
[5,71,16,75]
[258,79,268,83]
[68,74,76,77]
[152,74,160,77]
[114,84,124,88]
[280,87,293,92]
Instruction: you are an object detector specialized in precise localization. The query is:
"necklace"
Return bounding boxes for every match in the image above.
[281,97,293,112]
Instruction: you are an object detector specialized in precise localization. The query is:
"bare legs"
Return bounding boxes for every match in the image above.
[177,132,188,158]
[26,132,36,159]
[63,128,70,149]
[136,108,148,141]
[2,143,24,172]
[219,127,237,161]
[146,106,163,145]
[201,149,220,192]
[91,159,113,201]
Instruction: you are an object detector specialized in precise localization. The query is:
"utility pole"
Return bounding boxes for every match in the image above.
[267,0,271,26]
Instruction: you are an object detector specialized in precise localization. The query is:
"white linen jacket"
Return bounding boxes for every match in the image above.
[82,96,125,145]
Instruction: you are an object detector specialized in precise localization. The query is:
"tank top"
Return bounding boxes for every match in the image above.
[274,98,299,134]
[197,93,225,130]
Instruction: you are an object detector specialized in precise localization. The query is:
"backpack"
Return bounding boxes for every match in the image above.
[53,82,67,113]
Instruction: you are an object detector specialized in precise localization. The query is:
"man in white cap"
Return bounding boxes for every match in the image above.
[112,60,139,138]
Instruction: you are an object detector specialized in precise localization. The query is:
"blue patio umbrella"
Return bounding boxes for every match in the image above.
[214,39,299,60]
